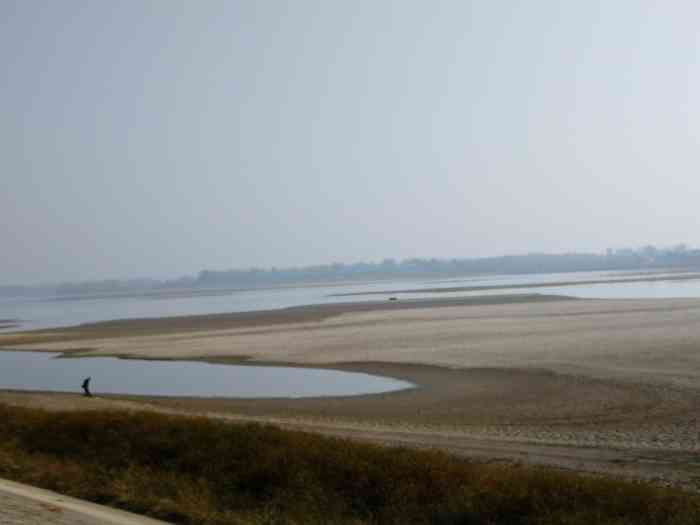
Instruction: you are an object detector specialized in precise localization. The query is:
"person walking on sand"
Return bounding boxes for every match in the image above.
[82,377,92,397]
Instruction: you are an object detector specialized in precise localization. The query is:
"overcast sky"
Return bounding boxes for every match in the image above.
[2,1,699,285]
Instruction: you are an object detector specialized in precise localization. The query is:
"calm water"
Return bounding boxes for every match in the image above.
[0,279,419,332]
[0,351,413,398]
[2,270,700,332]
[380,273,700,301]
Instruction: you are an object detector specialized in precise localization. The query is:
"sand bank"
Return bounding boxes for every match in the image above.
[4,296,700,388]
[330,272,700,296]
[0,294,570,343]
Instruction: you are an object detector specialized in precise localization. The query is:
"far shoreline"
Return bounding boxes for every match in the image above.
[330,271,700,297]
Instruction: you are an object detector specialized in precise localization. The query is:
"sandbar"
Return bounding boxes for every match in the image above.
[330,272,700,296]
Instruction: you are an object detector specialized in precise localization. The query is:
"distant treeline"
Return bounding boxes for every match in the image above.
[3,244,699,298]
[195,245,700,288]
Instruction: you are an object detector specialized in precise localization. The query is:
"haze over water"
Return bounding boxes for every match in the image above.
[3,270,700,332]
[2,2,700,287]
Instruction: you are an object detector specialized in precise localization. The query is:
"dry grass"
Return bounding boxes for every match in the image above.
[0,403,699,524]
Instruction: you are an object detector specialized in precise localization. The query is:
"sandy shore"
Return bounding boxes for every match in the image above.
[3,294,700,488]
[4,295,700,387]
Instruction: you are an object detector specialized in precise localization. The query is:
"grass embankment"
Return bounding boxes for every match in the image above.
[0,404,698,524]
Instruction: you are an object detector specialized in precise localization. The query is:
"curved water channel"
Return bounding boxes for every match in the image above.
[0,351,413,398]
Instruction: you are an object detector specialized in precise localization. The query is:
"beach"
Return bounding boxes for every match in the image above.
[2,294,700,488]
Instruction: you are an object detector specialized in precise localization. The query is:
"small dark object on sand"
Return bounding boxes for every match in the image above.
[82,377,92,397]
[389,297,398,301]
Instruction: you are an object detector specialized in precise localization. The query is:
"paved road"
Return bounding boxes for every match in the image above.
[0,479,169,525]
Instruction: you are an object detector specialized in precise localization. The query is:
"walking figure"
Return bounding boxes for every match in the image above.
[82,377,92,397]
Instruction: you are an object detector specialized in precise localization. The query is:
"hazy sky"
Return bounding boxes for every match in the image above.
[2,1,699,285]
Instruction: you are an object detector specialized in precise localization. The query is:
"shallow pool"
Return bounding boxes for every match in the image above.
[0,350,413,398]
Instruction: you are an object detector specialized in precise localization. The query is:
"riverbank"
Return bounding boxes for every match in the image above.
[2,294,700,489]
[2,403,699,524]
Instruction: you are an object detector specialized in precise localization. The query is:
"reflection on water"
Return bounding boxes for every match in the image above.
[0,351,413,398]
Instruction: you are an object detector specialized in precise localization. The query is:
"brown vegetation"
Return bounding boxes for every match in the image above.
[0,403,698,524]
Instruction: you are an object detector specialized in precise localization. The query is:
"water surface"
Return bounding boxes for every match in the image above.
[0,351,413,398]
[2,270,700,332]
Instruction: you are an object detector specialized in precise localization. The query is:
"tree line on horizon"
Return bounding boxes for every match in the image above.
[2,244,699,298]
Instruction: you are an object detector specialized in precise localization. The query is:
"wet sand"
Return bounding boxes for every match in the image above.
[3,294,700,489]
